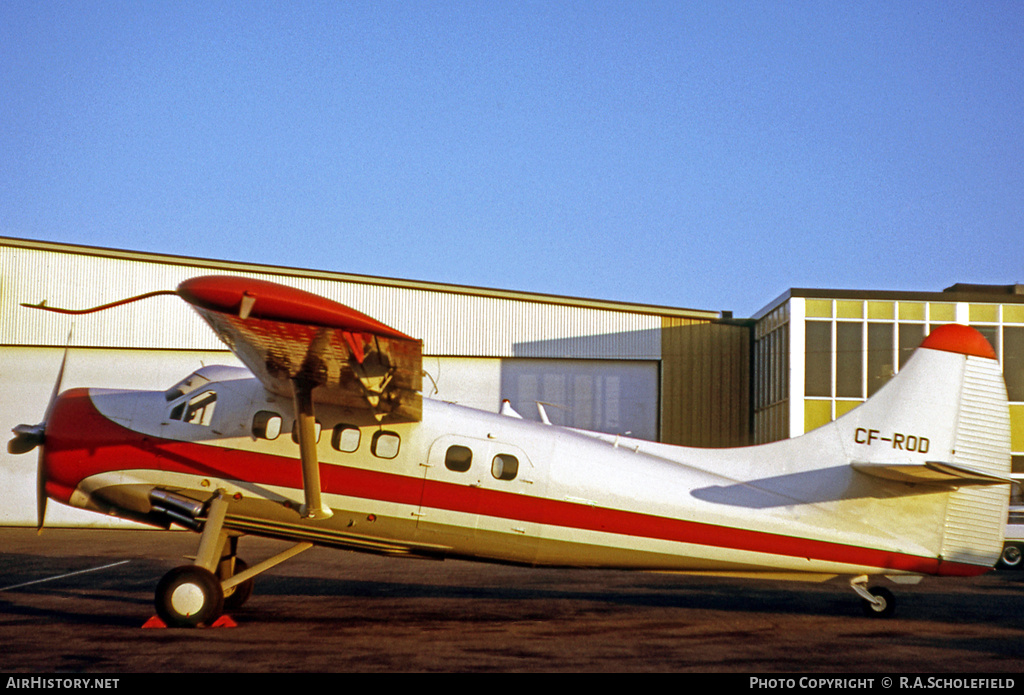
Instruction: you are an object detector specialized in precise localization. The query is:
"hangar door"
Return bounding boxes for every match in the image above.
[499,359,659,442]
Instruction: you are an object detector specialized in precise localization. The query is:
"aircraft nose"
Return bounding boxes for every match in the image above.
[36,388,95,508]
[39,386,152,512]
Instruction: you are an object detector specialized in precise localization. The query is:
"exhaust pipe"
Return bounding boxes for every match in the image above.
[149,489,206,530]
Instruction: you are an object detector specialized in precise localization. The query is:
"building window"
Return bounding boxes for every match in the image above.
[898,323,925,369]
[972,325,1000,360]
[805,321,832,398]
[1005,327,1024,402]
[867,323,894,396]
[970,303,1000,323]
[898,302,925,321]
[836,322,862,398]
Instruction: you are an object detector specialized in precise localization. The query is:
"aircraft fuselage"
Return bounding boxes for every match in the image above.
[41,365,988,580]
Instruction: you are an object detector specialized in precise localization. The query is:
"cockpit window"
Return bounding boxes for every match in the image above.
[164,372,212,402]
[170,390,217,426]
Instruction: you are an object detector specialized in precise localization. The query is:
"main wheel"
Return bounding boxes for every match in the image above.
[223,558,254,610]
[155,565,225,628]
[860,586,896,618]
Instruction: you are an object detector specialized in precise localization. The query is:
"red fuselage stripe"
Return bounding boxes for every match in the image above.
[44,389,987,577]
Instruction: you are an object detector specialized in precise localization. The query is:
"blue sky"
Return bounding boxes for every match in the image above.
[2,1,1022,317]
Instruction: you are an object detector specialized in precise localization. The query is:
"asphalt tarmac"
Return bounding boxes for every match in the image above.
[1,528,1023,673]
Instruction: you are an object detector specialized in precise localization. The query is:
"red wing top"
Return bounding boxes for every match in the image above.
[178,276,422,422]
[177,275,414,340]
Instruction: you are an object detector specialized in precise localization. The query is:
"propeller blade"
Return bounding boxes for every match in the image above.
[35,335,71,534]
[44,338,71,421]
[36,448,47,533]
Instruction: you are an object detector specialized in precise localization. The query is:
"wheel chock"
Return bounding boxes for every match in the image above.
[141,614,237,628]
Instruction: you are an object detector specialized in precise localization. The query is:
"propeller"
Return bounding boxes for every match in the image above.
[8,339,70,532]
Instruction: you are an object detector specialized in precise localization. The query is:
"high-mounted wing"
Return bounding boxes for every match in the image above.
[177,276,422,423]
[22,274,424,520]
[177,276,423,520]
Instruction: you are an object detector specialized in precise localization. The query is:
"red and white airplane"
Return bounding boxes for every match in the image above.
[8,276,1014,627]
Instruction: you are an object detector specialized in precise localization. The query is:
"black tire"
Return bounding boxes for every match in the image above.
[998,543,1023,570]
[223,558,254,610]
[155,565,225,628]
[860,586,896,618]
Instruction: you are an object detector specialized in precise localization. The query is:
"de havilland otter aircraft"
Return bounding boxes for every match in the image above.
[8,275,1014,627]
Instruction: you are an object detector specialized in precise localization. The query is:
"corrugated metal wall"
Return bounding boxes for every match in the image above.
[660,318,752,447]
[0,241,705,359]
[0,239,754,527]
[1,239,756,449]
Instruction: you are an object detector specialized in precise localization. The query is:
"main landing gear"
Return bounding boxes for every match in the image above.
[850,575,896,618]
[152,490,312,628]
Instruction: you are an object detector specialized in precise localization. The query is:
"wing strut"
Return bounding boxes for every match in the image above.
[292,379,333,520]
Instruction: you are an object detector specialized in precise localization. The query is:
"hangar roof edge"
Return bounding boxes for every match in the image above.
[0,236,720,321]
[753,286,1024,319]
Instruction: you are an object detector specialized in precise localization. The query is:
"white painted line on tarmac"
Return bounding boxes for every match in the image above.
[0,560,130,592]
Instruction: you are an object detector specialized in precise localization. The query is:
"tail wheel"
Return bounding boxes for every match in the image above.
[860,586,896,618]
[223,558,254,610]
[999,544,1023,570]
[155,565,225,628]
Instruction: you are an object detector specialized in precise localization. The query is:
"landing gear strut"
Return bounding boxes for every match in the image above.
[154,491,233,627]
[222,557,253,610]
[152,490,314,627]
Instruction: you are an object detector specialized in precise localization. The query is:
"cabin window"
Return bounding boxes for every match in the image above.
[252,411,282,440]
[332,425,361,453]
[291,420,323,444]
[445,445,473,472]
[491,453,518,481]
[170,391,217,426]
[372,431,400,459]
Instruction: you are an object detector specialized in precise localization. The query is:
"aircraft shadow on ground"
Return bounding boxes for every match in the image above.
[2,549,1023,629]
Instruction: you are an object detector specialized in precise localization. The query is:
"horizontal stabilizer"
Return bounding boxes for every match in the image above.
[852,460,1015,487]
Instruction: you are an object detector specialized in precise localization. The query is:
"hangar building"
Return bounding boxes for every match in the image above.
[0,237,749,525]
[4,236,1020,541]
